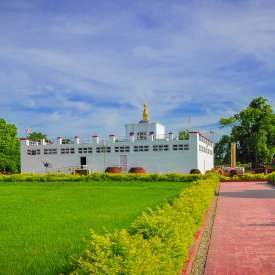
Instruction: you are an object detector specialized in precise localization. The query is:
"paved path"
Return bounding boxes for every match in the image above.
[204,181,275,275]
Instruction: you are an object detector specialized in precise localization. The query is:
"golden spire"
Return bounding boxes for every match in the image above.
[143,103,150,122]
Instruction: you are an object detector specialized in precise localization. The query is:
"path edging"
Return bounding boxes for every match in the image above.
[181,184,220,275]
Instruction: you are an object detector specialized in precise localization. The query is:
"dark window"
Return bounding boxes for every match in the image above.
[137,132,147,140]
[96,146,111,153]
[80,156,86,166]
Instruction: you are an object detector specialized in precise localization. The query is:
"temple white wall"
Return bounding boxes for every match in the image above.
[20,131,214,174]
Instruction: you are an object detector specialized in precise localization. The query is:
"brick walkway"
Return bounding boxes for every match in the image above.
[204,181,275,275]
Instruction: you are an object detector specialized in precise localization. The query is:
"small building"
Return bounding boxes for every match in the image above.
[20,105,214,174]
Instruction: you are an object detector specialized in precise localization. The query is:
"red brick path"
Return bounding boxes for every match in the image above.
[204,181,275,275]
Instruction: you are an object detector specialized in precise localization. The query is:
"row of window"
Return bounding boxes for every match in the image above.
[173,144,189,151]
[115,146,130,152]
[153,145,169,151]
[79,147,93,154]
[61,148,75,154]
[27,149,41,155]
[96,146,111,153]
[27,144,190,156]
[134,145,149,152]
[199,145,213,155]
[44,148,58,155]
[199,135,213,147]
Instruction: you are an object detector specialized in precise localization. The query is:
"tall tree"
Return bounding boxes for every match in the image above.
[214,135,231,166]
[0,118,20,173]
[218,97,275,168]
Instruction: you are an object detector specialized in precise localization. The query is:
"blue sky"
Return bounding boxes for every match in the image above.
[0,0,275,139]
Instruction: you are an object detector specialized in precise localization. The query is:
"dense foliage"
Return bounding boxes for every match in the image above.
[0,118,20,173]
[267,172,275,185]
[214,135,231,166]
[70,173,219,275]
[215,97,275,168]
[220,173,268,182]
[27,131,47,141]
[0,172,205,182]
[178,130,189,140]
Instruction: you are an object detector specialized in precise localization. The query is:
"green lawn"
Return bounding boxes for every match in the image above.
[0,181,188,275]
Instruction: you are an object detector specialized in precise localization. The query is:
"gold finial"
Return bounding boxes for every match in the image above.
[143,103,150,122]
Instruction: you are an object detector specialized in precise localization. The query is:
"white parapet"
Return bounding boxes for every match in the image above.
[168,132,174,140]
[74,136,80,144]
[57,137,63,144]
[109,134,116,142]
[130,132,135,142]
[92,135,99,144]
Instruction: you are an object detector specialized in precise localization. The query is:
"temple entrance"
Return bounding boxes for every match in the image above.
[80,156,87,166]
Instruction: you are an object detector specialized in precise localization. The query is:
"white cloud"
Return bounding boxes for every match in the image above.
[0,1,274,139]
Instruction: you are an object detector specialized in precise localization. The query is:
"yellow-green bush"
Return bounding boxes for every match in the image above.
[70,173,219,275]
[0,172,204,183]
[220,173,268,182]
[268,172,275,185]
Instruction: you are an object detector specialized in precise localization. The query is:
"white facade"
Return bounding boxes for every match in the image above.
[20,119,214,174]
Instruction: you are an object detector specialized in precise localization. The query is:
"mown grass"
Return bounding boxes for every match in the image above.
[0,180,188,275]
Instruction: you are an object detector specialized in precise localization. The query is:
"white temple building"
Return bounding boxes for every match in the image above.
[20,105,214,174]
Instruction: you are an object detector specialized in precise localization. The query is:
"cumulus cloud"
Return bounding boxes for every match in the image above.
[0,0,274,140]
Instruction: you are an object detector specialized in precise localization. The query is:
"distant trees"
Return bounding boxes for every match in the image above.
[215,97,275,168]
[0,118,20,173]
[178,130,189,140]
[27,132,47,141]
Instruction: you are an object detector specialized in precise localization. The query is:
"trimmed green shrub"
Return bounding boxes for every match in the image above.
[220,173,268,182]
[229,169,237,177]
[268,172,275,185]
[70,173,219,274]
[0,172,205,183]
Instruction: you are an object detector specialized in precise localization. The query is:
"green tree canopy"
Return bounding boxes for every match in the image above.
[178,130,189,140]
[216,97,275,168]
[214,135,231,166]
[27,132,47,141]
[0,118,20,173]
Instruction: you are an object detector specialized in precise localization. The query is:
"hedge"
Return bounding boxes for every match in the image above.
[0,172,205,183]
[267,172,275,185]
[220,173,268,182]
[69,173,219,275]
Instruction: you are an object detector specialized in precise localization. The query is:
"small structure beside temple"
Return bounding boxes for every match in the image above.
[20,105,214,174]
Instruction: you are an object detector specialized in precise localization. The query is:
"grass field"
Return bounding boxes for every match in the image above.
[0,181,188,275]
